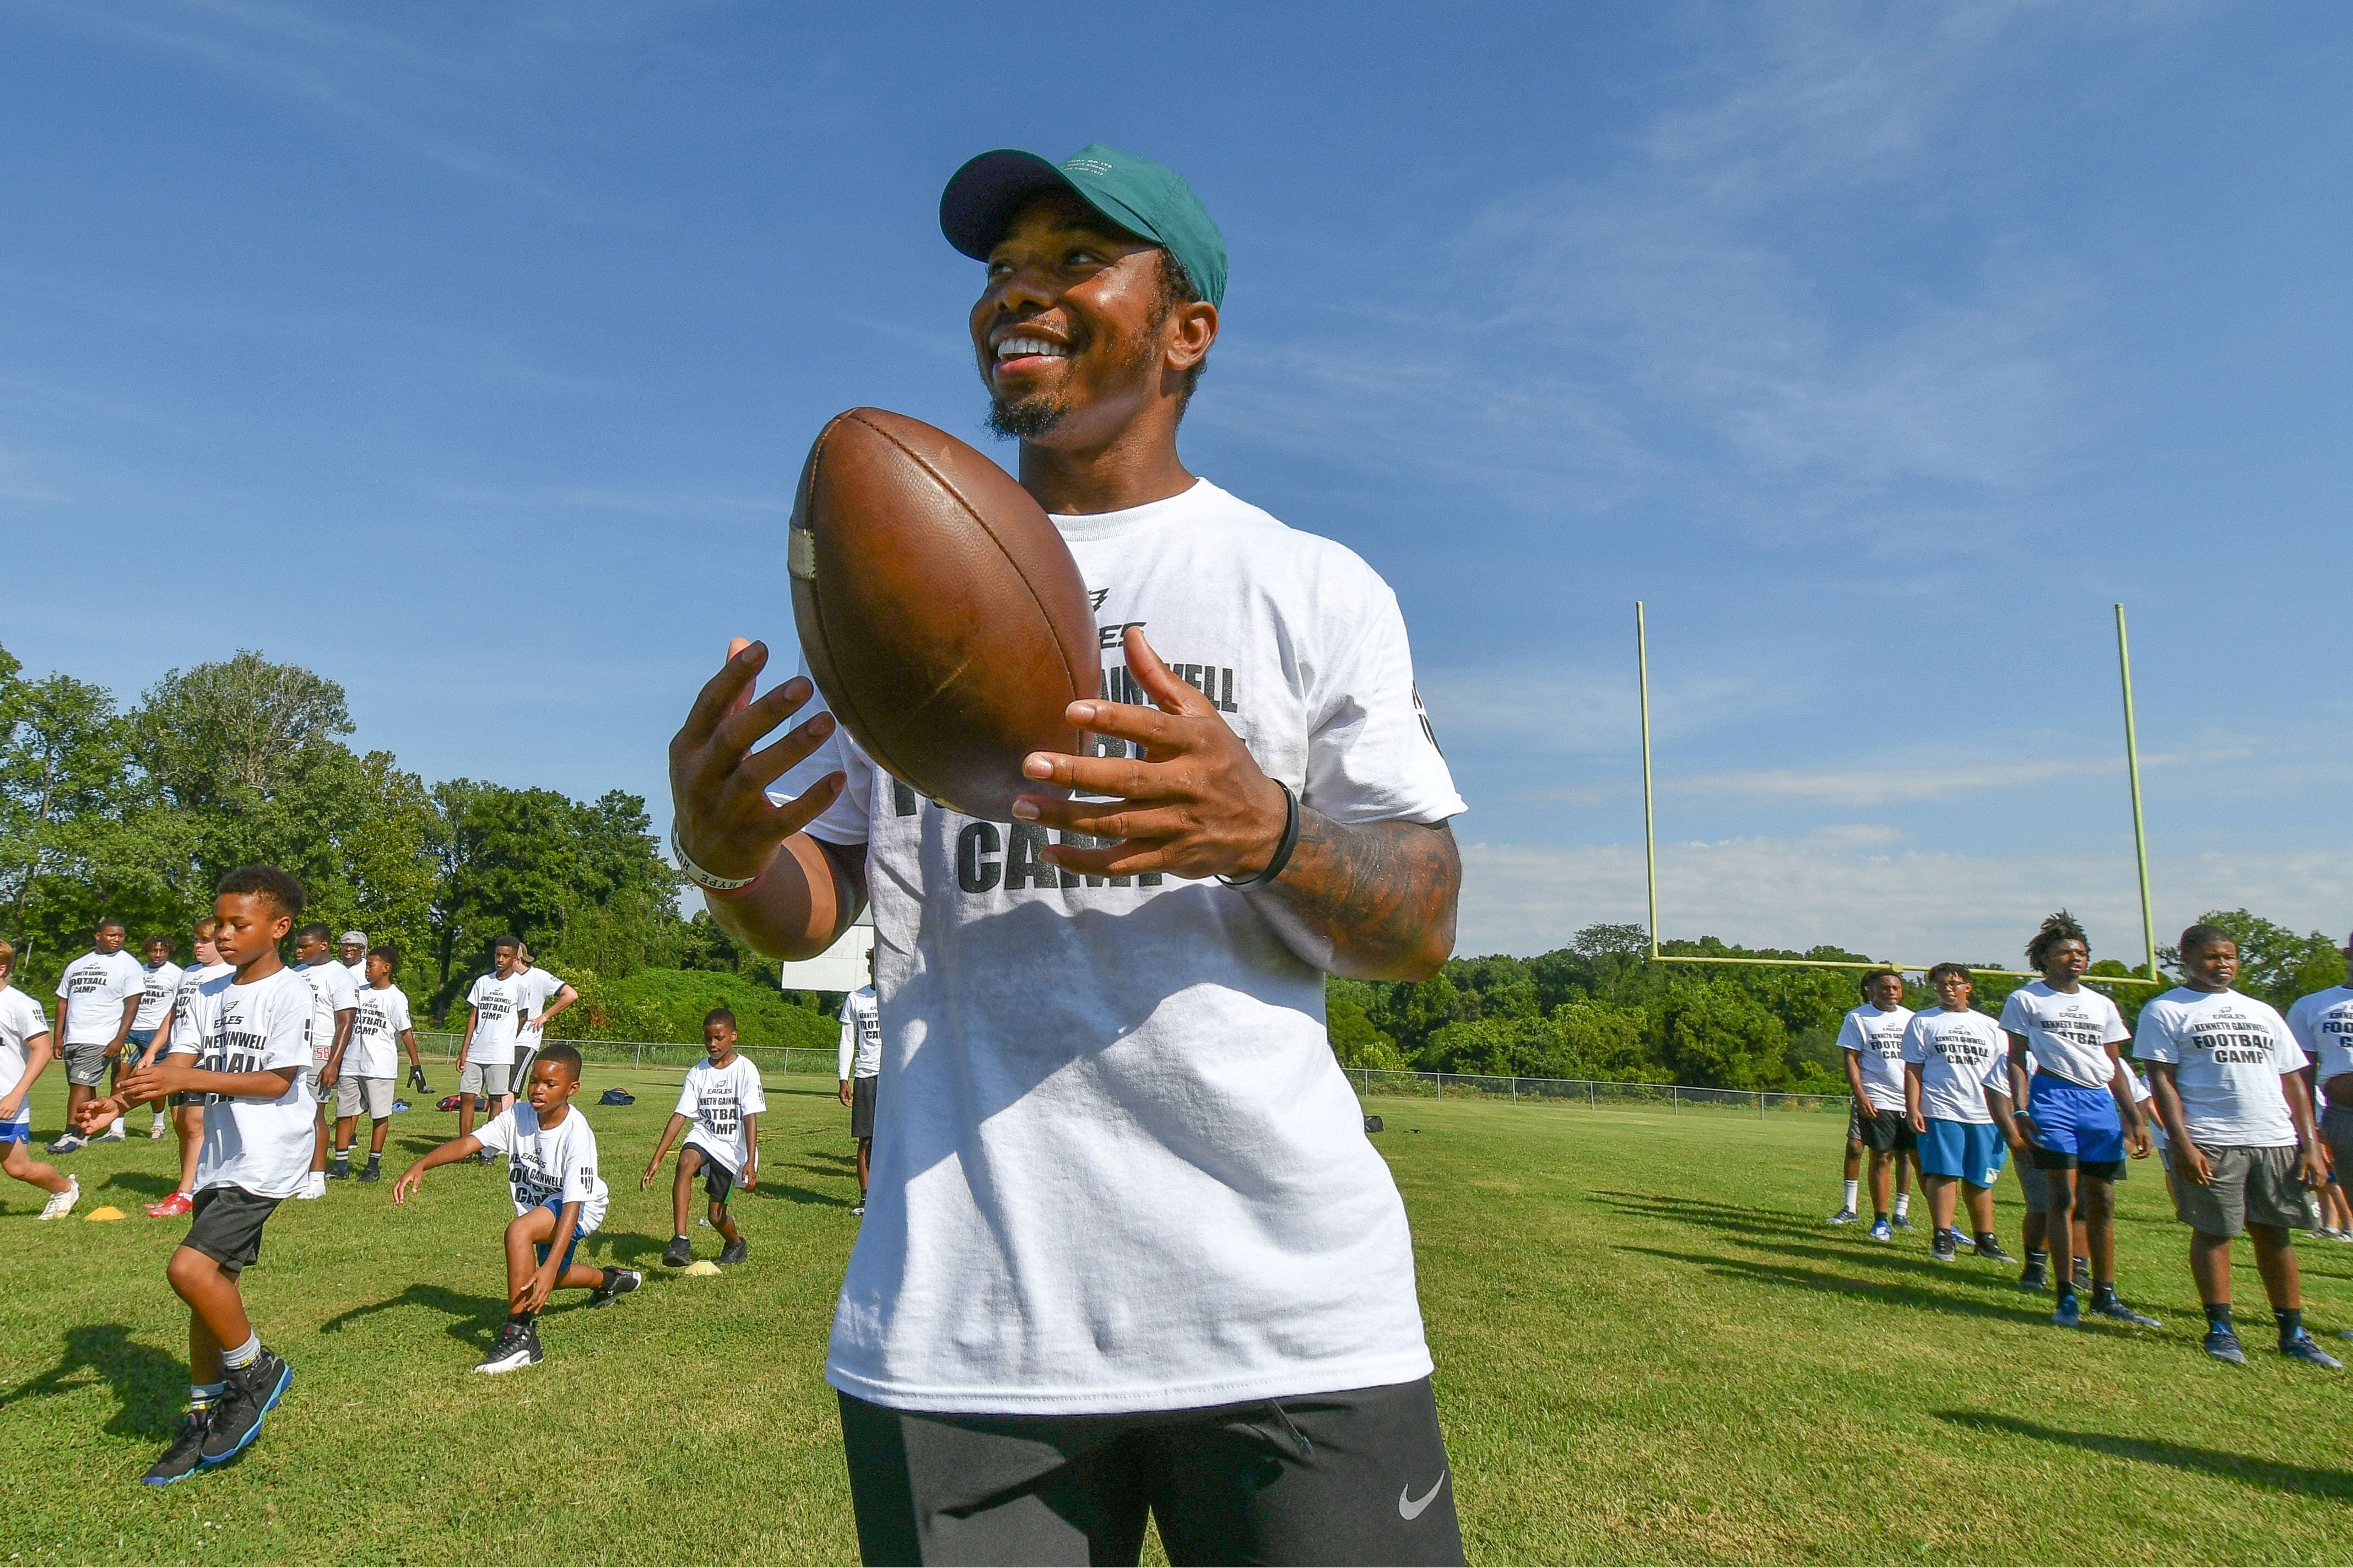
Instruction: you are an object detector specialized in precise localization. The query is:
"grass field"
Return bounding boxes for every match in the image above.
[6,1066,2350,1565]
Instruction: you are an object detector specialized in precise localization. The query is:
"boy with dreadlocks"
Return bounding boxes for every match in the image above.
[1999,911,2161,1330]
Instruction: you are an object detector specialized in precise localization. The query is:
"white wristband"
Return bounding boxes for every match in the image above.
[671,825,765,896]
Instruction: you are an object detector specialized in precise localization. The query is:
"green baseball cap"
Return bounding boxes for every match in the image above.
[939,143,1227,307]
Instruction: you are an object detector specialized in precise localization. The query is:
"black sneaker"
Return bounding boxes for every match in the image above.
[662,1234,693,1268]
[200,1350,292,1466]
[142,1409,216,1486]
[326,1158,351,1180]
[2092,1296,2161,1328]
[2016,1265,2049,1292]
[355,1163,382,1184]
[473,1321,542,1374]
[718,1239,748,1267]
[588,1268,641,1308]
[477,1149,499,1166]
[1931,1230,1958,1263]
[1974,1236,2016,1264]
[2073,1257,2093,1291]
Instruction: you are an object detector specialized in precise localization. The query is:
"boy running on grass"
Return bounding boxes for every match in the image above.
[1837,969,1917,1240]
[1903,964,2022,1265]
[2001,911,2159,1330]
[140,919,232,1219]
[0,938,79,1218]
[2137,923,2339,1368]
[131,934,185,1140]
[77,866,313,1484]
[329,946,420,1184]
[646,1007,762,1267]
[394,1044,637,1372]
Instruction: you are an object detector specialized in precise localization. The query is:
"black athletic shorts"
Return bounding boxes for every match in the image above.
[851,1075,877,1141]
[1852,1108,1914,1154]
[2031,1147,2125,1181]
[693,1148,737,1205]
[838,1375,1462,1567]
[182,1186,282,1274]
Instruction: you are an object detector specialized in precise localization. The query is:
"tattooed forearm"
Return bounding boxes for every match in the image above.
[1248,810,1460,980]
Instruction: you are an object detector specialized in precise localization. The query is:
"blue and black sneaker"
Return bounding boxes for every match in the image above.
[1889,1214,1916,1233]
[2281,1330,2343,1369]
[200,1349,291,1467]
[1930,1230,1958,1263]
[140,1409,216,1485]
[2092,1296,2161,1328]
[2051,1293,2082,1328]
[1867,1218,1892,1242]
[2203,1326,2247,1365]
[1827,1207,1859,1226]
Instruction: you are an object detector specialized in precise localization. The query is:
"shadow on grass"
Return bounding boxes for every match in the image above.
[1616,1244,2049,1324]
[321,1283,509,1350]
[748,1179,856,1209]
[581,1231,670,1268]
[0,1323,184,1440]
[1593,1190,1879,1247]
[1938,1411,2353,1498]
[98,1170,175,1197]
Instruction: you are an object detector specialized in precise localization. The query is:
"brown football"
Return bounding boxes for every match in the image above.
[788,408,1099,821]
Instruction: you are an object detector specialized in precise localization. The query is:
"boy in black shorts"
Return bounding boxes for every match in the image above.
[77,866,315,1483]
[645,1008,764,1267]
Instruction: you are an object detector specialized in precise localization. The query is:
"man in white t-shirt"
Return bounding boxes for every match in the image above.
[2138,921,2339,1368]
[329,945,421,1184]
[1902,965,2023,1265]
[1999,910,2158,1331]
[2286,927,2353,1214]
[291,924,359,1200]
[1836,969,1917,1241]
[668,143,1468,1564]
[837,946,881,1215]
[0,937,79,1218]
[130,933,186,1141]
[644,1007,765,1268]
[507,943,579,1097]
[337,931,369,994]
[48,918,144,1152]
[456,936,528,1149]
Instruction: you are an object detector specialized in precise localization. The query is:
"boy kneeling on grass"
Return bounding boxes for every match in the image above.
[643,1008,762,1268]
[394,1044,639,1374]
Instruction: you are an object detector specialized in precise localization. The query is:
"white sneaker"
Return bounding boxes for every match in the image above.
[294,1171,327,1200]
[148,1114,169,1140]
[39,1176,81,1220]
[98,1118,128,1143]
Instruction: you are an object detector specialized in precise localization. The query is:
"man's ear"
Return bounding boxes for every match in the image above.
[1166,300,1218,372]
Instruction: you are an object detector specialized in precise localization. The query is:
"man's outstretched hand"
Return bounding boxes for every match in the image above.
[1015,627,1287,883]
[668,639,846,886]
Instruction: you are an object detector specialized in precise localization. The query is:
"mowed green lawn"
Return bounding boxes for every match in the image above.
[4,1067,2349,1565]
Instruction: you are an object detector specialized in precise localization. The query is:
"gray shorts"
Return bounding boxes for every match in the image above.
[2165,1144,2318,1238]
[301,1062,326,1106]
[2017,1160,2049,1214]
[2321,1108,2353,1184]
[459,1058,512,1098]
[62,1040,111,1087]
[337,1076,395,1119]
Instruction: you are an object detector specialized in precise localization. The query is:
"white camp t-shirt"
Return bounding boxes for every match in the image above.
[0,984,51,1108]
[511,966,567,1051]
[340,958,370,995]
[464,972,527,1066]
[775,477,1465,1415]
[296,959,359,1064]
[838,986,881,1080]
[2135,987,2303,1147]
[193,966,316,1198]
[1999,981,2130,1090]
[55,950,143,1045]
[1902,1007,2011,1124]
[347,985,414,1080]
[133,961,185,1033]
[2287,986,2353,1087]
[164,963,235,1057]
[1837,1003,1913,1113]
[475,1104,608,1232]
[676,1054,767,1176]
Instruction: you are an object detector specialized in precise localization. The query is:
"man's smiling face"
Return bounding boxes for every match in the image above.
[971,190,1172,446]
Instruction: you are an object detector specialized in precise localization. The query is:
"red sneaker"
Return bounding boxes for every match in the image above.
[145,1191,193,1218]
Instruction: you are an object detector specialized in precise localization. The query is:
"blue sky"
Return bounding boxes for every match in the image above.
[4,1,2348,963]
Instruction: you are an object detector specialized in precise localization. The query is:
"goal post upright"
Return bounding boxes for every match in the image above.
[2115,602,2160,979]
[1637,601,1659,963]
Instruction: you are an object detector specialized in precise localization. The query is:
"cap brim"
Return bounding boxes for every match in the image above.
[940,149,1084,260]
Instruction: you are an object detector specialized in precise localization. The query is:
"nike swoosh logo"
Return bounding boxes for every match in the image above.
[1398,1469,1447,1521]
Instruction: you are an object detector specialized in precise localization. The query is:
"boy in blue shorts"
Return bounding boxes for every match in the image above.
[394,1044,638,1373]
[2000,911,2159,1330]
[1903,964,2021,1263]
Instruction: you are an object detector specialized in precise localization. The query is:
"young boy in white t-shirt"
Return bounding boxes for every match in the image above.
[329,946,421,1184]
[76,865,315,1484]
[396,1044,637,1372]
[140,919,234,1219]
[0,938,79,1218]
[130,932,185,1140]
[2137,923,2339,1368]
[1902,964,2023,1264]
[456,936,527,1150]
[645,1007,764,1268]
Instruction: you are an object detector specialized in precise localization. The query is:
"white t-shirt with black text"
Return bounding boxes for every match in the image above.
[194,966,316,1198]
[2287,985,2353,1088]
[1837,1003,1913,1113]
[476,1103,608,1233]
[512,966,567,1051]
[464,972,527,1066]
[164,963,235,1058]
[1902,1007,2011,1124]
[778,476,1465,1416]
[55,950,143,1045]
[347,985,413,1081]
[677,1054,767,1176]
[0,984,51,1110]
[2135,987,2304,1148]
[296,959,359,1065]
[1999,981,2130,1090]
[133,961,185,1033]
[839,986,881,1081]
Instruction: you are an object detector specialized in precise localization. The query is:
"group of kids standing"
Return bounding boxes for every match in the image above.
[1829,909,2353,1368]
[0,864,888,1487]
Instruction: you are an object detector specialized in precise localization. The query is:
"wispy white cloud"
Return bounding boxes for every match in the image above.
[1667,749,2253,808]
